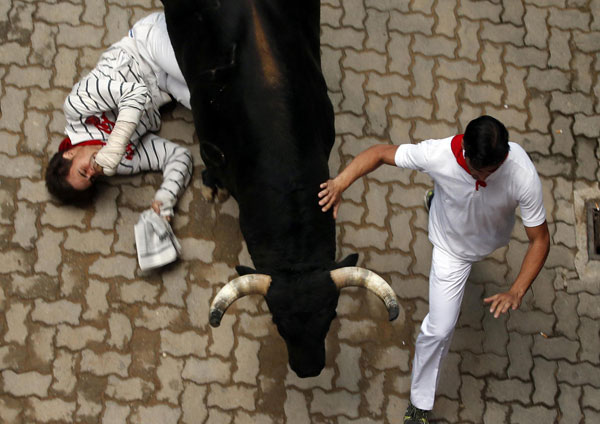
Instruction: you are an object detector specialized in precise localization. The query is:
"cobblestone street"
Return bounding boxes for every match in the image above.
[1,0,600,423]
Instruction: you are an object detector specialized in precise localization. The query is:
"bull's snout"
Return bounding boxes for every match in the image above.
[288,344,325,378]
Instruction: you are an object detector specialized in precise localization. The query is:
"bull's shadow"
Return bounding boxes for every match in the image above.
[162,0,398,377]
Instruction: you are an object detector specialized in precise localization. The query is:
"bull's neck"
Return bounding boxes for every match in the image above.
[237,183,336,273]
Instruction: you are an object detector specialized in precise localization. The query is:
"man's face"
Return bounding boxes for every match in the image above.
[63,145,102,190]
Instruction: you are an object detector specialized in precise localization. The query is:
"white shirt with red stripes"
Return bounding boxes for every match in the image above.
[395,136,546,262]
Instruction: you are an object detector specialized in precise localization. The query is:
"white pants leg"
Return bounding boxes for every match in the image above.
[410,246,473,411]
[132,12,191,109]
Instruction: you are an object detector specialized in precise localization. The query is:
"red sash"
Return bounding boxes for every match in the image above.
[450,134,487,191]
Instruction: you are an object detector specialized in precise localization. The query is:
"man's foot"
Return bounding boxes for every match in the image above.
[424,189,434,212]
[404,402,430,424]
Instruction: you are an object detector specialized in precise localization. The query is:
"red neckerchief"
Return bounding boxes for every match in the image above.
[450,134,487,191]
[58,138,104,152]
[59,113,134,160]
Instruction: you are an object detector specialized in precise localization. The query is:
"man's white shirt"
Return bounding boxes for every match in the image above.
[395,137,546,262]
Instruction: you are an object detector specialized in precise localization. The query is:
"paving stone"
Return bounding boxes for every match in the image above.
[368,249,413,275]
[0,42,29,66]
[507,308,555,335]
[2,370,52,397]
[134,306,183,330]
[207,384,256,411]
[507,333,533,379]
[524,5,549,48]
[160,330,208,357]
[461,351,508,378]
[131,404,181,424]
[106,375,154,401]
[583,386,600,410]
[321,27,364,49]
[435,352,460,399]
[412,34,456,58]
[510,404,557,423]
[3,302,30,345]
[183,357,231,384]
[89,255,137,279]
[459,375,485,422]
[578,317,600,364]
[310,388,360,418]
[365,9,388,52]
[181,383,208,424]
[344,50,387,73]
[233,337,260,384]
[365,94,388,136]
[209,313,236,356]
[56,324,105,350]
[52,350,77,395]
[532,334,579,362]
[389,11,434,35]
[486,378,532,403]
[557,361,600,385]
[388,32,411,76]
[344,224,387,249]
[102,401,130,424]
[76,392,103,421]
[80,349,131,377]
[573,113,600,137]
[32,299,81,325]
[26,398,77,423]
[576,292,600,320]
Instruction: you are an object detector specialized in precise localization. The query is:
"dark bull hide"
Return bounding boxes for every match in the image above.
[162,0,399,377]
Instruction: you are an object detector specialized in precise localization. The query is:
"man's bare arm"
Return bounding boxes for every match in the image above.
[484,221,550,318]
[318,145,398,219]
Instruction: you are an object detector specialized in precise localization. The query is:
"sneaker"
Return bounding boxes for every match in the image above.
[424,189,434,212]
[404,402,430,424]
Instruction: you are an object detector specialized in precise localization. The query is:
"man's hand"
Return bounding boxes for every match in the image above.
[483,289,522,318]
[318,178,343,219]
[151,200,171,222]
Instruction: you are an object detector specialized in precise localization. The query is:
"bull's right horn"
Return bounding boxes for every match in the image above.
[209,274,271,327]
[330,267,399,321]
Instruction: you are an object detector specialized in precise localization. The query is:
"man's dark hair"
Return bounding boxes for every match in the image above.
[463,115,509,170]
[45,152,95,205]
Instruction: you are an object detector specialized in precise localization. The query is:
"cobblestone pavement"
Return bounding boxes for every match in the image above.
[1,0,600,423]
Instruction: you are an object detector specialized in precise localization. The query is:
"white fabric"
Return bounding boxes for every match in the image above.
[134,209,181,270]
[94,120,137,176]
[410,246,472,410]
[129,12,191,109]
[395,138,546,262]
[115,133,193,218]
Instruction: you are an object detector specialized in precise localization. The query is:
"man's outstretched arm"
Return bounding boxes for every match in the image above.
[318,144,398,219]
[484,221,550,318]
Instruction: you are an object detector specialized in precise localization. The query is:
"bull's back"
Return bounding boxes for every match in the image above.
[163,0,336,269]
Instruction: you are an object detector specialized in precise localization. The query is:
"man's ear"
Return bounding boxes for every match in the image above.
[333,253,359,269]
[236,265,257,276]
[62,149,75,159]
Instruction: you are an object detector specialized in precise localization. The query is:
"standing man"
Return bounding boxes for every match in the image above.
[318,115,550,423]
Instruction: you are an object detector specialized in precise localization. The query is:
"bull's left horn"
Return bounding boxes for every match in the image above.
[209,274,271,327]
[330,267,399,321]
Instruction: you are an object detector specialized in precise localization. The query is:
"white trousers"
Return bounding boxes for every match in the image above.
[410,246,473,411]
[131,12,191,109]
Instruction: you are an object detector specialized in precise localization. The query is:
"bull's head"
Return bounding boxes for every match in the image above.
[209,255,399,378]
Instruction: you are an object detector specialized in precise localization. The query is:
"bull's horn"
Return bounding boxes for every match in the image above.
[209,274,271,327]
[330,267,399,321]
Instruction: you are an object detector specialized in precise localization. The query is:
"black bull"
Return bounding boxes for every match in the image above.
[162,0,399,377]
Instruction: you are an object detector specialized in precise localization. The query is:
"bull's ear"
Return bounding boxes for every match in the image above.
[236,265,257,276]
[334,253,359,269]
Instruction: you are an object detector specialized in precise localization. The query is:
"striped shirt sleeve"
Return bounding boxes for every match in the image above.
[63,74,149,128]
[116,133,193,217]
